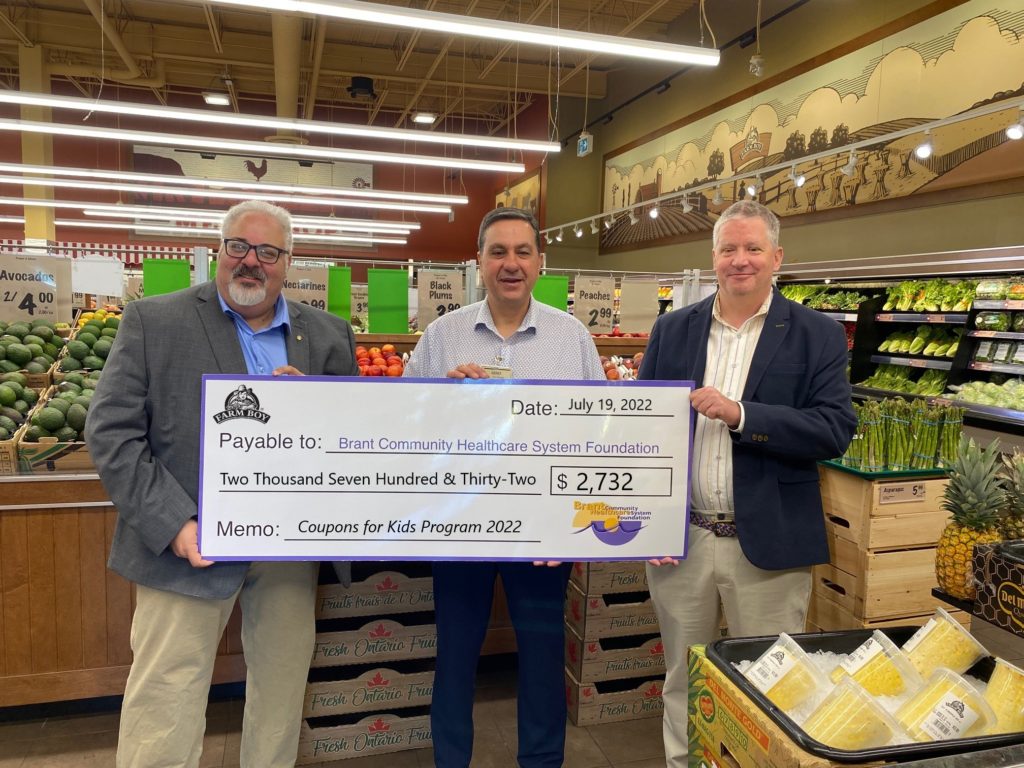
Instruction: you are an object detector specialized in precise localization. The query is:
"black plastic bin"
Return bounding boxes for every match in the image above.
[706,628,1024,764]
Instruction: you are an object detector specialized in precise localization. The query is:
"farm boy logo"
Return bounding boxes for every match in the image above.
[213,385,271,424]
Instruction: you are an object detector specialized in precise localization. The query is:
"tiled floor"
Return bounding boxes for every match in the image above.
[0,666,666,767]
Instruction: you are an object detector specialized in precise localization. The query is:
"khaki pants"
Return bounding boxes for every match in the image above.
[646,525,812,768]
[117,562,319,768]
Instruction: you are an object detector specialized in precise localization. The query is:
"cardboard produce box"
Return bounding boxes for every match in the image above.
[311,619,436,668]
[316,571,433,619]
[570,561,648,594]
[564,668,663,726]
[303,667,434,718]
[564,582,658,640]
[974,541,1024,639]
[297,713,431,763]
[564,626,665,682]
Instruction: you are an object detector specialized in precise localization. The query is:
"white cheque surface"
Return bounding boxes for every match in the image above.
[198,375,692,561]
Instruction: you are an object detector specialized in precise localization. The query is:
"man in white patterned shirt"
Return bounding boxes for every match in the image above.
[638,200,855,767]
[404,207,604,768]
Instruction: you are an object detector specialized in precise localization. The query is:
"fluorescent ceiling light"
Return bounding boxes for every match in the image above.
[0,196,421,231]
[202,92,231,106]
[81,208,420,233]
[0,91,558,154]
[0,118,525,174]
[184,0,720,66]
[0,175,452,214]
[412,113,436,125]
[55,218,408,244]
[0,162,467,205]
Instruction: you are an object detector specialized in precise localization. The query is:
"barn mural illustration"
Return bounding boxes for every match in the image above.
[601,0,1024,252]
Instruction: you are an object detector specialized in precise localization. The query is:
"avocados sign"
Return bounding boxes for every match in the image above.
[0,252,73,324]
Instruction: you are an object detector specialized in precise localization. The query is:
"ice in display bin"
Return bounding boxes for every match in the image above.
[803,677,907,750]
[984,657,1024,734]
[902,608,988,678]
[829,629,924,697]
[895,667,995,742]
[742,633,830,714]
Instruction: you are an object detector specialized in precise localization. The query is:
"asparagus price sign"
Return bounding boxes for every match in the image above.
[0,252,73,323]
[197,376,694,561]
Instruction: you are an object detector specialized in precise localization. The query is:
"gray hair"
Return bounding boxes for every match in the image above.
[220,200,294,253]
[477,207,542,252]
[712,200,780,250]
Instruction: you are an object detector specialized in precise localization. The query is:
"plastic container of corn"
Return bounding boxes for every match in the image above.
[829,629,924,697]
[902,608,988,678]
[742,633,829,713]
[895,667,995,742]
[984,657,1024,734]
[803,678,907,750]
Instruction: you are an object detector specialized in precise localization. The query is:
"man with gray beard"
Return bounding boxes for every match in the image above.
[87,200,359,767]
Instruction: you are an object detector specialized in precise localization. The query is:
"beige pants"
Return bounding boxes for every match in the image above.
[646,525,812,768]
[116,562,319,768]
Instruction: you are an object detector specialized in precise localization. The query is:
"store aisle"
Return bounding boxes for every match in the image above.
[0,667,666,767]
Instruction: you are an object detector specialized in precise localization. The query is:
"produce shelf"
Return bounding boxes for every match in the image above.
[968,361,1024,375]
[968,330,1024,340]
[852,386,1024,431]
[818,311,858,321]
[873,312,968,323]
[869,355,953,370]
[819,458,946,479]
[973,300,1024,310]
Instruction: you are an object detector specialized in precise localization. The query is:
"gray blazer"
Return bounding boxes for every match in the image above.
[86,281,359,599]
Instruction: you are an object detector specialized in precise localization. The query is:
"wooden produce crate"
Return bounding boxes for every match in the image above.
[565,626,665,683]
[819,465,948,551]
[316,571,433,619]
[0,422,25,475]
[303,667,434,718]
[806,589,970,632]
[297,713,431,763]
[570,561,647,594]
[565,669,663,726]
[812,546,941,620]
[564,582,658,640]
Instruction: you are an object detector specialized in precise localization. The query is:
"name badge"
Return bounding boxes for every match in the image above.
[482,365,513,379]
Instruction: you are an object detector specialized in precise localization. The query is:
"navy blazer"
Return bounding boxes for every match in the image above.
[638,288,856,570]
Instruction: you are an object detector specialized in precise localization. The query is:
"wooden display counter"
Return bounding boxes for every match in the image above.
[0,474,516,708]
[357,333,648,358]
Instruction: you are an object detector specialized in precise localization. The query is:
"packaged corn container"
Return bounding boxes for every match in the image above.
[804,678,907,750]
[830,629,924,697]
[895,668,995,742]
[902,608,988,678]
[743,633,829,714]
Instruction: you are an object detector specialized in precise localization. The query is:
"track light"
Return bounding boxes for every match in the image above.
[681,198,693,214]
[1008,110,1024,141]
[628,209,639,225]
[915,130,933,160]
[544,233,552,245]
[648,206,659,220]
[603,217,614,230]
[712,186,724,205]
[555,229,564,242]
[788,166,806,188]
[574,224,583,238]
[745,177,762,197]
[590,220,599,235]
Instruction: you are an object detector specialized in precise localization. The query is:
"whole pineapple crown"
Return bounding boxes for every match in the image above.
[942,436,1006,529]
[1003,450,1024,514]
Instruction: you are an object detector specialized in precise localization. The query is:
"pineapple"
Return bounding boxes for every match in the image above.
[935,437,1005,600]
[1001,449,1024,540]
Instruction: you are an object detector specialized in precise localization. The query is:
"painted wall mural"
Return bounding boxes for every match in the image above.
[601,0,1024,252]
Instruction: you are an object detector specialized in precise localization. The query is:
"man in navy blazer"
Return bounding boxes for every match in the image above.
[638,200,855,766]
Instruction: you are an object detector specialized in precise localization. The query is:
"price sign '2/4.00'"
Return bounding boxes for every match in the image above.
[0,252,73,324]
[197,376,694,562]
[573,275,615,335]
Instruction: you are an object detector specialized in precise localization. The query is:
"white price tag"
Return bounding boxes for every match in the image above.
[283,264,328,311]
[417,270,464,330]
[351,284,368,327]
[573,276,615,334]
[878,482,927,505]
[618,280,658,334]
[0,252,73,324]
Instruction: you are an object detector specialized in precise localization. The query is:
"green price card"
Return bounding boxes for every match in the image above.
[142,259,191,297]
[367,268,409,334]
[533,274,569,311]
[328,266,352,321]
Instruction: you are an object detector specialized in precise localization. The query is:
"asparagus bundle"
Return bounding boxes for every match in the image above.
[839,398,964,472]
[909,400,943,470]
[939,406,965,468]
[884,399,913,471]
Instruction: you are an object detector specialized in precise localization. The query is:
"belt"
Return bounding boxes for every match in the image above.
[690,509,735,522]
[689,510,737,537]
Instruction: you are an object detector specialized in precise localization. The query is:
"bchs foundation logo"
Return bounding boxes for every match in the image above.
[213,385,271,424]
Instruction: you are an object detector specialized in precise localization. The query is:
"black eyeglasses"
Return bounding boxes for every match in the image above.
[222,238,288,265]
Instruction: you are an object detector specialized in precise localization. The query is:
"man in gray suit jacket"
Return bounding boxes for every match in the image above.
[87,200,358,767]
